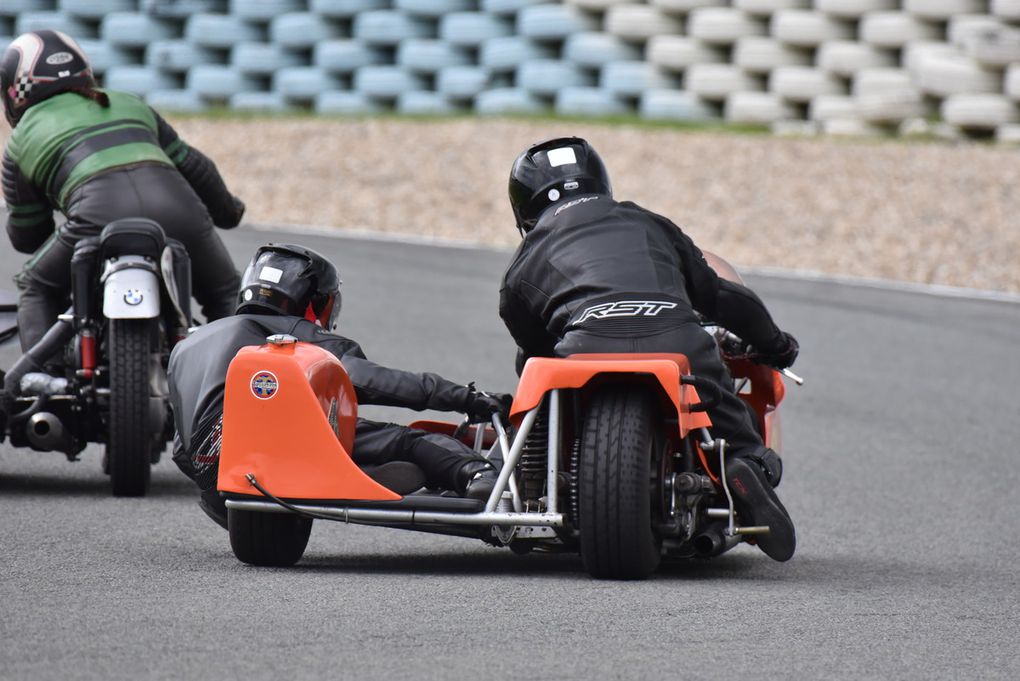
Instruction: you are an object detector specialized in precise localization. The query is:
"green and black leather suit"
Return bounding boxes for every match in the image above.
[2,89,243,350]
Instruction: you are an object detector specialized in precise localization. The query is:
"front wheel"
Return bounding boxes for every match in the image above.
[578,386,661,580]
[107,318,154,497]
[228,509,312,567]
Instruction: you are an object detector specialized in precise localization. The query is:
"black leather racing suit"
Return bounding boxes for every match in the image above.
[499,196,788,473]
[168,314,488,495]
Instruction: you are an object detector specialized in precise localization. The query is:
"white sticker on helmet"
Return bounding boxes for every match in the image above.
[546,147,577,167]
[46,52,73,66]
[548,188,560,201]
[259,266,283,283]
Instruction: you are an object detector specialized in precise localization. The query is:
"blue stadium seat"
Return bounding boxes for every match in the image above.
[101,12,178,48]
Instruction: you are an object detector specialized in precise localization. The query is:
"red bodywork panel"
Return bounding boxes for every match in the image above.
[511,353,714,438]
[217,342,401,501]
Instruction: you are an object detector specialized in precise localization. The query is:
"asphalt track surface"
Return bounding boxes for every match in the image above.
[1,224,1018,681]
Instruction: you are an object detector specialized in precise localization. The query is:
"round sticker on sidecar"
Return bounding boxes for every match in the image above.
[250,371,279,400]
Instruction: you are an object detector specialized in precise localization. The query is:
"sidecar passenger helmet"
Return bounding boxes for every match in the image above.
[508,136,612,235]
[236,244,342,330]
[1,30,95,128]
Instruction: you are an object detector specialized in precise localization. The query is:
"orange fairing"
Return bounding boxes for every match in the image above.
[511,354,713,437]
[727,357,786,451]
[217,342,401,501]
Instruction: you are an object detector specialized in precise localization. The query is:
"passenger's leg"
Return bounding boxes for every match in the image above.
[353,420,491,494]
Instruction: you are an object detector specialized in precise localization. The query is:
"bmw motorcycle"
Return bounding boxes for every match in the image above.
[1,218,192,497]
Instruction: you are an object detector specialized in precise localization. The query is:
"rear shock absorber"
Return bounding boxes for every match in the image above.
[518,402,548,507]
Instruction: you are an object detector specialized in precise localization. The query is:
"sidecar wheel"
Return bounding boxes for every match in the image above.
[228,509,312,567]
[578,387,661,580]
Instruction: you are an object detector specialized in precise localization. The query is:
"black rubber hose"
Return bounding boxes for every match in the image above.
[3,311,75,395]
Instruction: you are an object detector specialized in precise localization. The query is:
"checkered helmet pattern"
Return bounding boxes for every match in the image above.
[1,30,94,127]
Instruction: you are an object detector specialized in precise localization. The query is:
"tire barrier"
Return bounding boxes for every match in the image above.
[149,40,222,74]
[188,65,262,100]
[3,0,1018,140]
[146,89,208,113]
[234,42,305,75]
[397,39,472,73]
[555,86,630,117]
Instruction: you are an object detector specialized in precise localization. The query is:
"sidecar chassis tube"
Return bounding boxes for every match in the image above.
[223,499,564,527]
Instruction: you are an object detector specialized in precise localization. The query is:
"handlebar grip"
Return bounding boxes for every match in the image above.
[681,375,722,413]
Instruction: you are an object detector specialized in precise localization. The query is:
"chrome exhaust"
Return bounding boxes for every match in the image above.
[692,525,743,557]
[26,412,72,452]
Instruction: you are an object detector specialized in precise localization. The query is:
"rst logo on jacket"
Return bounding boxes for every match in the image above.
[576,300,679,324]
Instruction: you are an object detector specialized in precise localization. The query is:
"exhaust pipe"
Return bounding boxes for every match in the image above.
[692,525,743,558]
[26,412,72,452]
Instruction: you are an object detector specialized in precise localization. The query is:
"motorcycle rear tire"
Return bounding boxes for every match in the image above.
[578,387,661,580]
[107,318,153,497]
[228,509,313,567]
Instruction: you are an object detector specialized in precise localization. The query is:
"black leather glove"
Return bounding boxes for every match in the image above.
[464,387,513,424]
[753,331,799,370]
[219,196,245,229]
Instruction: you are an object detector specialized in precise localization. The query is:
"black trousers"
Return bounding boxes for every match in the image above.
[354,419,485,492]
[554,323,771,468]
[15,165,240,350]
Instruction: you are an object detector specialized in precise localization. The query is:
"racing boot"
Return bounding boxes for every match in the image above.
[725,455,796,562]
[457,460,498,502]
[199,488,229,530]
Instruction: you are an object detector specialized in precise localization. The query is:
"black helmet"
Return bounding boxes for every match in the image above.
[236,244,342,330]
[1,30,95,128]
[508,136,612,234]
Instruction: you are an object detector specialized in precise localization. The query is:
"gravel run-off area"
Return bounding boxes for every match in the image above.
[4,117,1019,293]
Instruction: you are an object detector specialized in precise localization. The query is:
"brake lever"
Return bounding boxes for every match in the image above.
[781,368,805,386]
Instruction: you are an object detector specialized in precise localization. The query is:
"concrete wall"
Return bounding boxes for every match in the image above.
[3,0,1020,139]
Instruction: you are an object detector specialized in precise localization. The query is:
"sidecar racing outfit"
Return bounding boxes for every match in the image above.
[501,136,800,561]
[169,314,501,525]
[500,196,791,477]
[2,30,244,350]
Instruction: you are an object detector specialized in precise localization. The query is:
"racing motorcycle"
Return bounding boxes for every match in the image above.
[216,256,800,579]
[1,218,192,497]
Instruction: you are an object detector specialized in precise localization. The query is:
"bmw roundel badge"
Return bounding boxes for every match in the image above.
[250,371,279,399]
